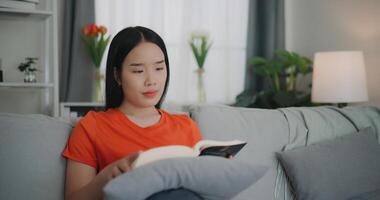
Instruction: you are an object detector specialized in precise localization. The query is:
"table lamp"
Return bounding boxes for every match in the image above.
[311,51,368,107]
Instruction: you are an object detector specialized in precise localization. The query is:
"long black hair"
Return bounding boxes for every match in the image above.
[105,26,170,109]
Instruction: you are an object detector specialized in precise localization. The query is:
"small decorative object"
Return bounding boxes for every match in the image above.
[189,31,212,103]
[81,23,111,102]
[17,57,39,83]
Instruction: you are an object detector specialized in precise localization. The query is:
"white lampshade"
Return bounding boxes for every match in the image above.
[311,51,368,103]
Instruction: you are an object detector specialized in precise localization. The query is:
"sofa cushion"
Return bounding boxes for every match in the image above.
[103,156,268,200]
[276,127,380,200]
[0,113,73,200]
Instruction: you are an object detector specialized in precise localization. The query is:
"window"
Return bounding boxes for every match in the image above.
[96,0,249,104]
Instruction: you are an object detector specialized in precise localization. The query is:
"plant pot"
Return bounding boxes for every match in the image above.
[196,68,206,103]
[94,68,104,103]
[24,70,37,83]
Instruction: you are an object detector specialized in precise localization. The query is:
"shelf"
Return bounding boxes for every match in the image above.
[60,102,105,118]
[0,8,52,18]
[0,82,54,88]
[0,0,58,117]
[60,102,105,107]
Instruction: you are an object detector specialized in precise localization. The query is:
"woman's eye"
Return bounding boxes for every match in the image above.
[132,70,143,73]
[156,67,164,71]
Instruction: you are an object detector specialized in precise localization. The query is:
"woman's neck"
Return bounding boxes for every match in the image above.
[118,103,159,118]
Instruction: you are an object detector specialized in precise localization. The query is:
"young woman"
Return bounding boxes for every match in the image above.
[62,26,203,200]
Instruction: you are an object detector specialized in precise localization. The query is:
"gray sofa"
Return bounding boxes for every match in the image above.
[1,104,380,200]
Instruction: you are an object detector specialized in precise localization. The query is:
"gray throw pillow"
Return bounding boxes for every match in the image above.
[103,156,268,200]
[276,127,380,200]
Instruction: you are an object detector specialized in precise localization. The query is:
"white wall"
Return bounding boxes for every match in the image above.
[285,0,380,105]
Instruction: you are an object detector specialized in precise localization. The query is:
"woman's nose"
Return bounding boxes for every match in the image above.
[145,81,156,86]
[144,70,157,86]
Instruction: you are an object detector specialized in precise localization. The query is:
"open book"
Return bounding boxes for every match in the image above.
[132,140,247,169]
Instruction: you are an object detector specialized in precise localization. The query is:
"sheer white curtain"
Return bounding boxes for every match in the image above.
[95,0,248,104]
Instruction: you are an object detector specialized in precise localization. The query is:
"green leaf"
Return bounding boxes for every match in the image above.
[255,66,269,76]
[190,42,202,68]
[234,90,258,107]
[273,91,298,107]
[189,37,211,69]
[81,33,111,68]
[250,57,267,66]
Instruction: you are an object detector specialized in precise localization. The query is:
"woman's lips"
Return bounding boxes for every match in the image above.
[142,91,158,98]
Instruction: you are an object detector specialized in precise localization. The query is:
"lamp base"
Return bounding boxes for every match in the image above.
[337,103,348,108]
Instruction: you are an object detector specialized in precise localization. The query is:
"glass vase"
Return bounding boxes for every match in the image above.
[196,68,206,103]
[24,70,37,83]
[94,68,104,103]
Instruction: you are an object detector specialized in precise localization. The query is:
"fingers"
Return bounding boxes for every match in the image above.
[111,166,122,179]
[111,152,141,177]
[116,160,131,173]
[126,151,140,165]
[109,162,130,180]
[103,152,142,181]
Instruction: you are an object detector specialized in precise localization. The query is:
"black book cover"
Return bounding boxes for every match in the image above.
[199,143,247,158]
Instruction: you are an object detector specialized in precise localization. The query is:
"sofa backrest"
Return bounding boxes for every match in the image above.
[0,113,73,200]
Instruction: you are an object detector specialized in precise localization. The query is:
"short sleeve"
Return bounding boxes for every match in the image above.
[188,117,202,145]
[62,113,98,169]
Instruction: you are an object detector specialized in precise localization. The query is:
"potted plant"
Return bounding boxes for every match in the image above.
[18,57,39,83]
[81,23,111,102]
[189,31,212,103]
[234,50,315,108]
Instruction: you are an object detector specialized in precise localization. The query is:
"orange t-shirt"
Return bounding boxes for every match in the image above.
[62,108,202,171]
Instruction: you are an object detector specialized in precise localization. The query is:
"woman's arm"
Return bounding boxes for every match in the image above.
[65,152,140,200]
[64,160,105,200]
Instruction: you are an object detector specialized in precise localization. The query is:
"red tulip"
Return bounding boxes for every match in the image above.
[98,26,107,35]
[88,23,98,36]
[83,26,91,36]
[81,23,111,68]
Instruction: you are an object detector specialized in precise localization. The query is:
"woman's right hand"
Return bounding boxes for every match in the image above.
[64,152,140,200]
[95,152,140,184]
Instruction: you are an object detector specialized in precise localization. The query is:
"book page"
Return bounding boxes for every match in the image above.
[132,145,196,169]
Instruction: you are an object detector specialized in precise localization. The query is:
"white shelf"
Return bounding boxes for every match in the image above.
[0,8,52,17]
[0,0,58,117]
[60,102,105,107]
[60,102,105,119]
[0,82,54,88]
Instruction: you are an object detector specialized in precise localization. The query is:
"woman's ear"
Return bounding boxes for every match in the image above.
[114,67,121,85]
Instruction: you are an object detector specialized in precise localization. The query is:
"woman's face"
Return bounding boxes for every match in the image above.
[119,42,167,108]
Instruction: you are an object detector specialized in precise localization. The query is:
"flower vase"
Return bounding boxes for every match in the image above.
[24,70,37,83]
[196,68,206,103]
[94,68,104,103]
